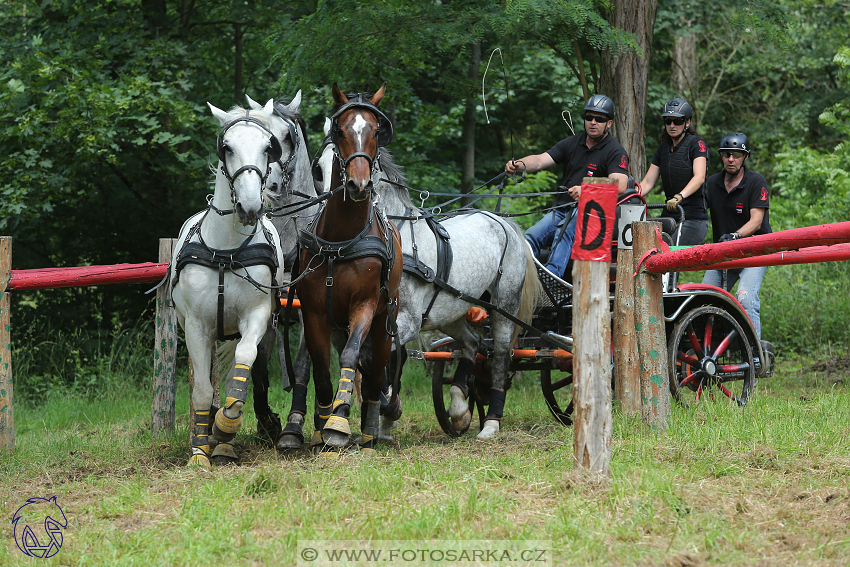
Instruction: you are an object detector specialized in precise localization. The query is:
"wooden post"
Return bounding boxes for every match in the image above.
[613,203,643,415]
[152,238,178,433]
[613,247,640,414]
[0,237,14,455]
[632,221,671,431]
[572,178,617,475]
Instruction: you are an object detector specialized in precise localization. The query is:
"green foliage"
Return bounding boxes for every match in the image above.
[13,317,158,403]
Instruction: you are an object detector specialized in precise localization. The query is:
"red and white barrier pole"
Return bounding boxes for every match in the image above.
[644,221,850,274]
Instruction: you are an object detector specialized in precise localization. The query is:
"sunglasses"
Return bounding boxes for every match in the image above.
[583,114,609,124]
[664,117,686,126]
[721,151,745,159]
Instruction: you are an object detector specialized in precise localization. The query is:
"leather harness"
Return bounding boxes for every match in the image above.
[296,200,398,332]
[174,210,281,341]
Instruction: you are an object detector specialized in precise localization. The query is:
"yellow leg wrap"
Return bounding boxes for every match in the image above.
[189,454,211,467]
[215,407,243,434]
[324,415,351,435]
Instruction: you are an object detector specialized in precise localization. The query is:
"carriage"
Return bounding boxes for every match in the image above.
[424,196,776,437]
[181,88,776,463]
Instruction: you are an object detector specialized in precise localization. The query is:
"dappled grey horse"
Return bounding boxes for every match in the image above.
[241,92,321,454]
[301,117,541,440]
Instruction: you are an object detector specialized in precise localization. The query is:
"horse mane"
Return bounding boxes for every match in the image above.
[375,148,416,208]
[272,97,312,158]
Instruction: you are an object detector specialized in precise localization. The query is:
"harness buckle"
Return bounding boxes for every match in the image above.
[326,276,333,287]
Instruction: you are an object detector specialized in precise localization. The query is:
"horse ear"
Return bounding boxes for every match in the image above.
[245,94,262,110]
[332,83,348,105]
[285,90,302,113]
[208,102,230,126]
[371,82,387,106]
[323,117,332,136]
[263,99,275,114]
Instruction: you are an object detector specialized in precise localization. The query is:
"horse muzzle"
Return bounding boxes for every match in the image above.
[236,202,261,226]
[346,179,373,202]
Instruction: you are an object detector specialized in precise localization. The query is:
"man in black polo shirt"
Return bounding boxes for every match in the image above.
[702,132,772,339]
[505,94,630,277]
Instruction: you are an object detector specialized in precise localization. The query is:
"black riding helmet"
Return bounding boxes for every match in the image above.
[584,94,615,119]
[719,132,750,155]
[662,98,693,120]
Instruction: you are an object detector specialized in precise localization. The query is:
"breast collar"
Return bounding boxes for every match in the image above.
[174,209,281,340]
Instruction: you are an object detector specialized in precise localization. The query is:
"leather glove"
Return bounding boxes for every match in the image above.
[666,193,683,211]
[718,233,737,242]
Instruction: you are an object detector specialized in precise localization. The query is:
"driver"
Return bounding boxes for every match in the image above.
[505,95,630,277]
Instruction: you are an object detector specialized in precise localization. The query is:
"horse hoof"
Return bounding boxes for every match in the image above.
[378,416,396,442]
[256,412,282,446]
[188,454,211,468]
[211,443,239,465]
[476,420,500,440]
[276,432,303,452]
[322,429,350,448]
[449,386,471,429]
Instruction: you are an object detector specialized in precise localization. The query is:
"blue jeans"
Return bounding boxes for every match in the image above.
[525,208,577,277]
[702,266,767,339]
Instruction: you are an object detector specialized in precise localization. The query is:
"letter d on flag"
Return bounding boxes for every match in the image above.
[572,178,618,262]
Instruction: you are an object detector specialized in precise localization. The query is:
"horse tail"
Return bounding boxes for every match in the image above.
[216,339,238,383]
[508,221,542,346]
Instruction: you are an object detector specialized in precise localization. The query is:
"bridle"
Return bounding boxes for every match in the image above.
[215,110,283,209]
[269,114,301,194]
[328,96,393,190]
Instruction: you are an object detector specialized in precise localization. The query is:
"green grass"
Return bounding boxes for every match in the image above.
[1,355,848,566]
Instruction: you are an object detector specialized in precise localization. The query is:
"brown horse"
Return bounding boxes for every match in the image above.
[294,83,402,454]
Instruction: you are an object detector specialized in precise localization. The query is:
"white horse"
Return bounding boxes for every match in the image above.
[314,118,541,440]
[171,100,285,466]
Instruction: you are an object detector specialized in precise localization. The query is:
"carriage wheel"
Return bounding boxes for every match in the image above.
[430,345,477,438]
[668,305,755,408]
[540,359,574,426]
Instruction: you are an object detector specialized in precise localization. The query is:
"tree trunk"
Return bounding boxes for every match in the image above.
[461,42,481,207]
[673,29,698,126]
[599,0,659,180]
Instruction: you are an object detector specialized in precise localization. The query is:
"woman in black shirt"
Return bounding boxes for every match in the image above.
[638,98,710,245]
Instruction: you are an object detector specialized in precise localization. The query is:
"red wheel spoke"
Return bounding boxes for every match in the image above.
[718,383,734,398]
[677,352,699,366]
[679,371,700,389]
[550,376,572,391]
[713,329,737,359]
[703,314,715,354]
[686,324,704,358]
[718,362,750,373]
